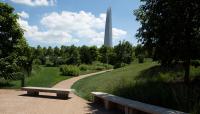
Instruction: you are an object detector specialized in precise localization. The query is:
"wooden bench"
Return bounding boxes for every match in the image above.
[91,92,188,114]
[21,87,72,99]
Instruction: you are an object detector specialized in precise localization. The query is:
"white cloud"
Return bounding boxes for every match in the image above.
[17,11,29,19]
[18,18,79,45]
[113,28,127,39]
[18,10,127,46]
[10,0,56,6]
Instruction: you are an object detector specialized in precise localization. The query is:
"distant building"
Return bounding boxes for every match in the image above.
[104,7,112,47]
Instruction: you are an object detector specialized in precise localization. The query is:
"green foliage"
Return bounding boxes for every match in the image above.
[135,0,200,83]
[0,3,31,80]
[79,64,89,71]
[114,41,133,64]
[192,102,200,114]
[92,61,113,70]
[134,45,144,56]
[99,45,114,64]
[67,45,80,65]
[46,46,54,56]
[54,46,60,57]
[103,64,113,70]
[33,59,42,65]
[0,3,23,57]
[34,45,43,57]
[45,59,54,67]
[138,54,144,63]
[60,65,80,76]
[191,60,200,68]
[80,45,92,64]
[90,46,99,62]
[39,56,46,65]
[113,62,127,69]
[79,46,99,64]
[79,62,113,72]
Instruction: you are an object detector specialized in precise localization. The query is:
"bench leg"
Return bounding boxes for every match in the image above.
[125,107,129,114]
[92,96,101,103]
[104,100,111,110]
[57,93,68,99]
[27,91,39,96]
[125,107,139,114]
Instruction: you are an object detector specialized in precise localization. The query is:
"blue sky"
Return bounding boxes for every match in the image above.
[2,0,141,47]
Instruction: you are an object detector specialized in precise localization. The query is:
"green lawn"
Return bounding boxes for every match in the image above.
[1,64,109,89]
[72,61,200,113]
[9,66,72,89]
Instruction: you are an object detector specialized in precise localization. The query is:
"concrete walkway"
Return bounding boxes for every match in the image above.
[0,70,121,114]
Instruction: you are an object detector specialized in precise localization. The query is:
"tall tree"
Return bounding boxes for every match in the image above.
[34,45,43,58]
[80,45,92,64]
[0,3,28,80]
[114,41,133,64]
[99,45,114,64]
[54,46,60,57]
[67,45,80,65]
[46,46,53,57]
[16,38,33,86]
[135,0,200,84]
[90,46,99,62]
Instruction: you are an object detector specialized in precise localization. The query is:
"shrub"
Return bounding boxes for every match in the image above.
[60,65,80,76]
[94,66,105,70]
[103,64,113,69]
[79,64,89,71]
[114,62,127,69]
[92,61,113,70]
[92,61,104,66]
[138,54,144,63]
[192,102,200,114]
[33,59,42,65]
[191,60,200,68]
[45,60,54,67]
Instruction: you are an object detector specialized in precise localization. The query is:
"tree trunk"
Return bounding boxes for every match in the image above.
[184,59,190,85]
[21,74,25,87]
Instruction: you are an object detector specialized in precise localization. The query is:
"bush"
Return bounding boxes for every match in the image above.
[79,64,89,71]
[94,66,105,70]
[191,60,200,68]
[60,65,80,76]
[103,64,113,69]
[138,54,144,63]
[45,60,54,67]
[33,59,42,65]
[92,61,113,70]
[192,102,200,114]
[114,62,127,69]
[92,61,104,66]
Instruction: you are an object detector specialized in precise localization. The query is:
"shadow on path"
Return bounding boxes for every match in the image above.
[19,94,72,100]
[86,102,123,114]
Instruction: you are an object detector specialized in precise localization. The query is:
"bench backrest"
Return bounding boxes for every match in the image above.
[91,92,188,114]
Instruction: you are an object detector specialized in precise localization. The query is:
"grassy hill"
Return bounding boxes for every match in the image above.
[72,61,200,113]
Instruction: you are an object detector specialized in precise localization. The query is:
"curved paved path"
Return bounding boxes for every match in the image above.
[0,70,121,114]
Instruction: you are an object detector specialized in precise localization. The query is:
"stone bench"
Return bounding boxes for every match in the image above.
[21,87,72,99]
[91,92,188,114]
